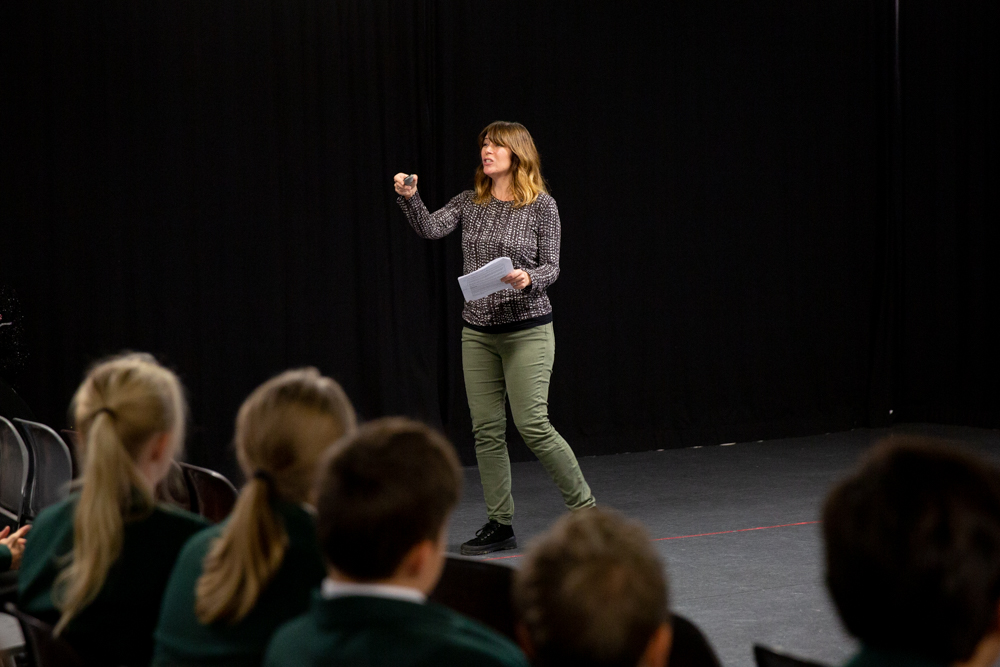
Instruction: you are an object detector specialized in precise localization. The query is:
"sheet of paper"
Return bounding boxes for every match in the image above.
[457,256,515,302]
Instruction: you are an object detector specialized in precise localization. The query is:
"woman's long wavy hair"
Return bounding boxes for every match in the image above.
[472,121,549,208]
[194,368,356,625]
[54,353,186,635]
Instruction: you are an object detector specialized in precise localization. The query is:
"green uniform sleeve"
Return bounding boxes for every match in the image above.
[0,543,11,571]
[263,617,312,667]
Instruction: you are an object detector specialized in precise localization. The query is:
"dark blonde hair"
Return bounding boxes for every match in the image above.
[55,353,186,635]
[514,508,669,667]
[195,368,356,625]
[473,121,548,208]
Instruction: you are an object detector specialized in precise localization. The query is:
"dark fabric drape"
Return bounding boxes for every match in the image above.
[895,1,1000,426]
[1,1,995,479]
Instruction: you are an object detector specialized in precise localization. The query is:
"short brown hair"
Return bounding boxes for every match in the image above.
[315,417,462,580]
[824,436,1000,662]
[514,508,669,667]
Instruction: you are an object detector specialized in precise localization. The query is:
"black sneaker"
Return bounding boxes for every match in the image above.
[460,520,517,556]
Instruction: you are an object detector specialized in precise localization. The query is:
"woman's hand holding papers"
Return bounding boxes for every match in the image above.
[501,270,531,290]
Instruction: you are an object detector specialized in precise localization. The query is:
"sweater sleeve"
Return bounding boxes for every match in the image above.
[524,195,561,292]
[397,191,465,240]
[0,543,10,571]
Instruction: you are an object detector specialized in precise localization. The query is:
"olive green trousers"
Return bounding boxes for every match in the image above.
[461,323,595,525]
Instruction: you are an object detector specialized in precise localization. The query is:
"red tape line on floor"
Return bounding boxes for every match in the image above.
[651,520,820,541]
[481,520,819,561]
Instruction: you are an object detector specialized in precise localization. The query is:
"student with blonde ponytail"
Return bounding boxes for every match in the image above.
[153,368,356,667]
[17,353,208,666]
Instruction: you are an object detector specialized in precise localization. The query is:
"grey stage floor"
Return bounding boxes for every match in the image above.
[446,423,1000,667]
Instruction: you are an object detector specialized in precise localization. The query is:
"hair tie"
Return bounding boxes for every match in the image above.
[253,470,275,487]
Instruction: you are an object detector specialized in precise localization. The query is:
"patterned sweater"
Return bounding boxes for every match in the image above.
[398,190,561,329]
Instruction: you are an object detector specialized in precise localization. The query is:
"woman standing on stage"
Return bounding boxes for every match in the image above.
[394,120,595,556]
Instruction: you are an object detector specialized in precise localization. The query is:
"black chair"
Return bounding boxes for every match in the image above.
[755,644,831,667]
[0,571,17,607]
[178,463,238,523]
[0,418,31,529]
[13,421,73,522]
[3,603,83,667]
[155,461,194,513]
[56,431,79,474]
[49,433,223,522]
[429,555,517,640]
[671,614,722,667]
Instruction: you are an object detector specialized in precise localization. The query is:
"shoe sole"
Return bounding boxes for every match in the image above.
[460,536,518,556]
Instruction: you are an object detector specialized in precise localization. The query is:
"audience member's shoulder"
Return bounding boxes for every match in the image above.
[430,603,529,667]
[173,520,223,562]
[17,497,77,580]
[28,495,76,533]
[428,640,529,667]
[275,501,316,530]
[263,613,313,667]
[153,502,211,535]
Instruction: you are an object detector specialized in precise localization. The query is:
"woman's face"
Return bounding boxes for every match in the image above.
[481,137,513,179]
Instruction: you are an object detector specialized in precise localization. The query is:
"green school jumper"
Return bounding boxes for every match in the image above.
[0,544,10,571]
[17,494,208,667]
[263,593,530,667]
[844,647,949,667]
[153,502,325,667]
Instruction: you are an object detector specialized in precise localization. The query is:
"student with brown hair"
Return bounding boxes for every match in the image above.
[17,353,208,666]
[153,368,356,667]
[513,508,673,667]
[823,437,1000,667]
[393,121,595,555]
[263,416,529,667]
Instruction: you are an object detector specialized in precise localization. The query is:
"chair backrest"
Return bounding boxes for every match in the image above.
[754,645,831,667]
[671,614,722,667]
[13,420,74,522]
[58,430,80,459]
[3,603,83,667]
[0,417,31,528]
[429,555,517,640]
[0,571,18,607]
[178,463,238,523]
[155,461,194,513]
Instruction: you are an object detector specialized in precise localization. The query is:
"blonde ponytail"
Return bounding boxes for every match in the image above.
[195,478,287,623]
[195,368,355,625]
[54,353,186,635]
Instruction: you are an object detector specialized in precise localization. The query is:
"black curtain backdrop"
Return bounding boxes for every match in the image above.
[896,1,1000,426]
[1,2,996,480]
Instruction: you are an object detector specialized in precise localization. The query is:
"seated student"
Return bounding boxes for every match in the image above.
[512,508,673,667]
[0,525,29,572]
[153,368,356,666]
[17,353,209,666]
[264,417,529,667]
[823,437,1000,667]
